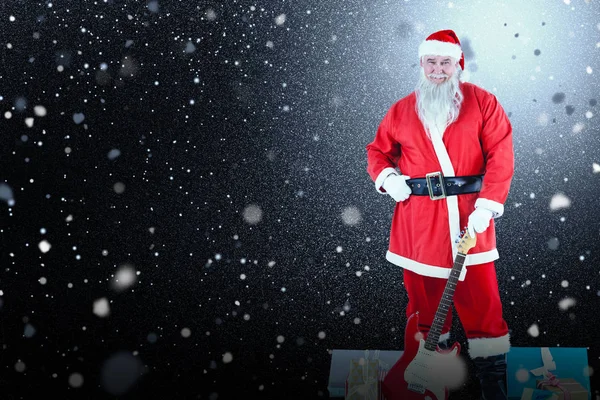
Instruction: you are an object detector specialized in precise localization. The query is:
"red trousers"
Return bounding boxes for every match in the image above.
[403,262,510,358]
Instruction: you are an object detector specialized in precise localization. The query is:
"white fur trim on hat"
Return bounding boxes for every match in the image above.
[418,40,462,61]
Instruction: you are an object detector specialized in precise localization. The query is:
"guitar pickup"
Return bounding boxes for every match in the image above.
[408,382,426,394]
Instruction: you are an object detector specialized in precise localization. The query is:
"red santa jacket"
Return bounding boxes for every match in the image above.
[366,82,514,280]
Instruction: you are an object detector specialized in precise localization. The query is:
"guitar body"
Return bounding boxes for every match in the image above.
[382,313,461,400]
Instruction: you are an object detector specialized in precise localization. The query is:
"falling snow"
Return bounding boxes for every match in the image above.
[0,0,599,398]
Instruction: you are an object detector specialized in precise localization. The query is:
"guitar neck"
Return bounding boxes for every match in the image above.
[424,252,467,351]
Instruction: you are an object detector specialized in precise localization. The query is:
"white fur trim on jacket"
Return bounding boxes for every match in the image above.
[468,333,511,358]
[418,40,462,61]
[386,249,499,281]
[375,167,398,194]
[475,198,505,218]
[427,126,461,264]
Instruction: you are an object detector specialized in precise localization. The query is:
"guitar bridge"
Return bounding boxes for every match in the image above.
[408,382,426,394]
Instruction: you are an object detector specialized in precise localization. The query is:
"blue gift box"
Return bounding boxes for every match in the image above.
[506,347,591,400]
[327,349,403,398]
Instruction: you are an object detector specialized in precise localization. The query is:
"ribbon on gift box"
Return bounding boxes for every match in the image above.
[372,350,391,370]
[536,372,571,400]
[346,350,380,399]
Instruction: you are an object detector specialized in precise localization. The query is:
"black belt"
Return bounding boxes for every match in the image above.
[406,172,483,200]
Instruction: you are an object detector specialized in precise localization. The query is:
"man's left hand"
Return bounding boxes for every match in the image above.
[467,207,494,238]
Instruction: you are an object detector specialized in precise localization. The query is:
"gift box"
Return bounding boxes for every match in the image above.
[378,368,389,400]
[506,347,591,400]
[327,349,402,398]
[521,387,558,400]
[344,366,390,400]
[345,356,379,400]
[536,375,589,400]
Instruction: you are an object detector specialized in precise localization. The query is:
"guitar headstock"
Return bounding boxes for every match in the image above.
[456,227,477,254]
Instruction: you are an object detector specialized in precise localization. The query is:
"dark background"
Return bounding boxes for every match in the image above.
[1,0,599,399]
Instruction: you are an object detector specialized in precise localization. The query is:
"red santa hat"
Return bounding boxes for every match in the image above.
[418,29,464,70]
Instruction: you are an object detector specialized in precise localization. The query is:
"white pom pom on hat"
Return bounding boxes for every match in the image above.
[418,29,464,70]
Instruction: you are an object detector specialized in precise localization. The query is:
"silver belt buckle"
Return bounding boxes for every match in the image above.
[425,171,446,200]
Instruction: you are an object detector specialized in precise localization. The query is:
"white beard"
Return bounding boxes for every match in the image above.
[415,69,463,138]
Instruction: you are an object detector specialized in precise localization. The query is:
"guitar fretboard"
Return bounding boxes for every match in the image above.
[424,253,466,351]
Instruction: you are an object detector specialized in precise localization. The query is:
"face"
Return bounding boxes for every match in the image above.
[420,55,459,84]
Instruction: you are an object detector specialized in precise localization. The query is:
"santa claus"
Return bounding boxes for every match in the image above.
[366,29,514,399]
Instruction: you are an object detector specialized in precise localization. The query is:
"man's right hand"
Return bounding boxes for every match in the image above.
[382,174,412,202]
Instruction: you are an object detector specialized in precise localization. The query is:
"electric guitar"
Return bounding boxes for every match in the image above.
[381,229,477,400]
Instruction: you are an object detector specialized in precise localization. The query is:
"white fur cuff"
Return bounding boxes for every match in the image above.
[468,333,511,358]
[475,198,505,218]
[375,167,398,194]
[439,332,450,343]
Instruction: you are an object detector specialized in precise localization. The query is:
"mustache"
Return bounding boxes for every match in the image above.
[428,73,449,79]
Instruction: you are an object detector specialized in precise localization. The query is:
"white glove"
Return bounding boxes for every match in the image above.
[467,207,494,237]
[382,174,412,202]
